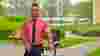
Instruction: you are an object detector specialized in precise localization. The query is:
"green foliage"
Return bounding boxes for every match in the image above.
[0,16,24,31]
[16,16,25,22]
[0,8,5,15]
[63,8,71,16]
[0,31,10,40]
[64,1,92,17]
[0,16,25,40]
[80,2,92,17]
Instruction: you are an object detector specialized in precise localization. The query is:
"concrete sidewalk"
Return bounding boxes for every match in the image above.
[0,42,25,56]
[55,48,81,56]
[0,47,25,56]
[0,45,81,56]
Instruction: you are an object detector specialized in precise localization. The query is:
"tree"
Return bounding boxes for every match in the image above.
[71,1,93,24]
[80,2,92,17]
[7,16,16,22]
[0,0,5,15]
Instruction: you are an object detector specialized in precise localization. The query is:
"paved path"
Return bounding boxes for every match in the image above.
[55,48,81,56]
[0,43,81,56]
[0,45,25,56]
[55,41,96,56]
[96,37,100,47]
[0,40,25,56]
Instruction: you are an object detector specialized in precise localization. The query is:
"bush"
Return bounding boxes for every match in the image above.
[0,30,13,40]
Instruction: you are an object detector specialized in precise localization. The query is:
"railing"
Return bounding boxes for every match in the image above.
[64,17,91,25]
[43,16,91,26]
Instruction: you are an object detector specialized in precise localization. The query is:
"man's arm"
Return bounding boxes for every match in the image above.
[43,23,54,51]
[16,21,31,50]
[48,28,54,51]
[22,22,32,49]
[15,29,22,39]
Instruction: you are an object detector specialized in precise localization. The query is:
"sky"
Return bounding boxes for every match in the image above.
[70,0,80,5]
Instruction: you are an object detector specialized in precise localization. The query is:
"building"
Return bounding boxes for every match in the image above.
[48,0,65,16]
[6,0,32,16]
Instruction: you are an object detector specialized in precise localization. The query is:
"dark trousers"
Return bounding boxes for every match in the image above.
[24,48,31,56]
[24,47,41,56]
[32,47,41,56]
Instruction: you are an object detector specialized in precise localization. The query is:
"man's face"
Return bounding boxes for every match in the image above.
[32,7,40,17]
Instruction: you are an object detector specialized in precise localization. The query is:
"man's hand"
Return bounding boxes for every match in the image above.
[48,40,55,52]
[49,43,54,50]
[15,29,22,39]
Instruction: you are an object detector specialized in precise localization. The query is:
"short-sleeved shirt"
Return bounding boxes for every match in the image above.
[22,17,48,48]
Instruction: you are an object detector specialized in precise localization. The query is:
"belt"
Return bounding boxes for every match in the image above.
[32,43,42,48]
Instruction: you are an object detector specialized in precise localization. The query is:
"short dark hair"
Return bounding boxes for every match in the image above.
[32,3,39,7]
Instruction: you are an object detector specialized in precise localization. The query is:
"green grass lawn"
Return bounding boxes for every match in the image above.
[87,48,100,56]
[59,36,96,48]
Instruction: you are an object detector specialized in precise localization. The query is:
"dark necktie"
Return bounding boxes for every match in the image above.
[32,18,36,46]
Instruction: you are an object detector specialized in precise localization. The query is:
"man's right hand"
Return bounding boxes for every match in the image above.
[49,43,54,52]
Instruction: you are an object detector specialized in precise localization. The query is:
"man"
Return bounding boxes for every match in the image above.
[16,3,54,56]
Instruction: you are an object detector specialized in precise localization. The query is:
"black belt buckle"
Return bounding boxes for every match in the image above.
[32,43,37,47]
